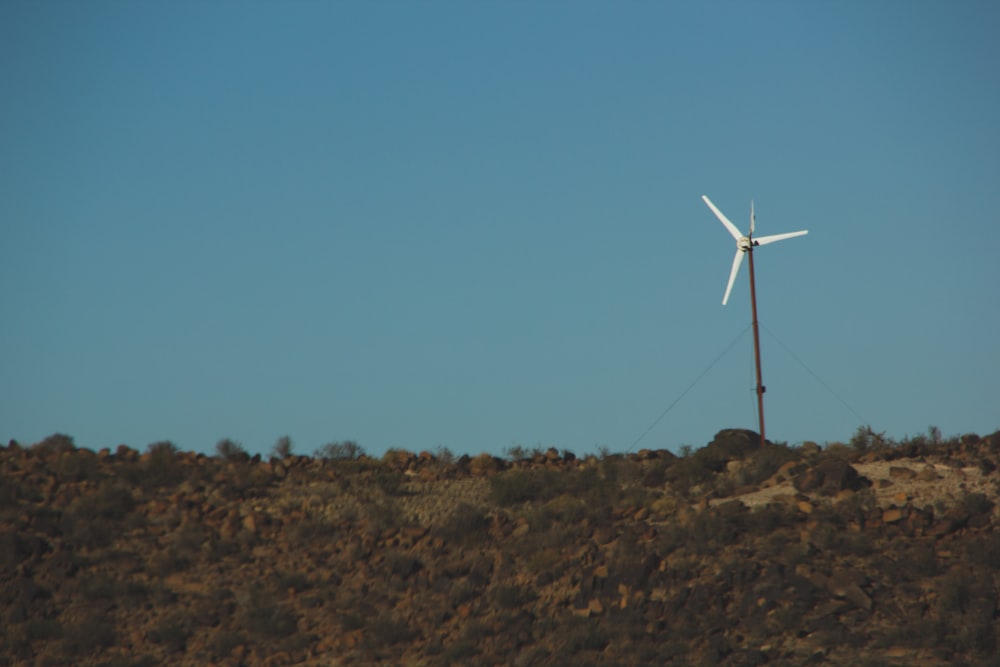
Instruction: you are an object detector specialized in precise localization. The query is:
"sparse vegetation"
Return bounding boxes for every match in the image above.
[271,435,293,459]
[236,585,298,638]
[434,445,455,465]
[434,502,490,545]
[216,437,248,462]
[315,439,365,460]
[137,440,185,488]
[1,429,998,666]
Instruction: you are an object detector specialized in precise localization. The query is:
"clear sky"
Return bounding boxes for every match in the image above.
[2,1,998,458]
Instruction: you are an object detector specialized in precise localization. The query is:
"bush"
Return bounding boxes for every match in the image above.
[491,465,622,512]
[504,444,543,461]
[148,611,193,654]
[664,455,717,496]
[365,498,406,532]
[237,586,298,638]
[381,448,413,469]
[315,440,365,460]
[24,618,62,641]
[435,503,490,546]
[490,469,551,505]
[0,475,21,511]
[740,443,801,486]
[72,484,134,521]
[148,523,210,575]
[562,617,610,653]
[140,441,185,488]
[366,612,415,646]
[435,446,455,465]
[208,630,245,659]
[55,448,101,483]
[289,516,337,547]
[443,640,480,662]
[966,531,1000,569]
[216,438,248,462]
[958,492,993,516]
[60,614,116,655]
[32,433,76,457]
[146,440,178,458]
[271,435,293,459]
[340,612,365,631]
[62,485,136,549]
[491,584,536,609]
[0,529,50,569]
[373,469,403,496]
[471,452,500,475]
[384,551,423,580]
[849,425,891,452]
[275,571,312,593]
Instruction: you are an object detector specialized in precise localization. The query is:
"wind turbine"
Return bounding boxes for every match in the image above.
[702,195,808,447]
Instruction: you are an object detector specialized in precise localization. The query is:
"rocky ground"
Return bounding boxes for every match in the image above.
[2,429,999,666]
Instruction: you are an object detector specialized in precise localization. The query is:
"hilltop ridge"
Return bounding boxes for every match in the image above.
[2,429,999,666]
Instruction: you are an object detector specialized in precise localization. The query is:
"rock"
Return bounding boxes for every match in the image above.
[889,466,917,480]
[697,429,762,472]
[932,508,970,537]
[833,489,856,504]
[771,460,805,485]
[827,569,872,610]
[793,459,869,496]
[843,583,872,611]
[715,499,747,517]
[882,507,905,523]
[916,466,940,482]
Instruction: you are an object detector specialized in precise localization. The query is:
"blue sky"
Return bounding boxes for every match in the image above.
[2,1,998,458]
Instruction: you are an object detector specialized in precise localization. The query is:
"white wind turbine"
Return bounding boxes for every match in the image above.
[702,195,808,447]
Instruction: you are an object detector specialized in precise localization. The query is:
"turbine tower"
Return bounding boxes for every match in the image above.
[702,195,808,447]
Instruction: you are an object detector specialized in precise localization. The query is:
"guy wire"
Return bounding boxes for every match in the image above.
[759,322,869,426]
[627,323,752,452]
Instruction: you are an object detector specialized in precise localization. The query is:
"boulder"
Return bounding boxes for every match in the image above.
[827,569,872,611]
[888,466,917,480]
[698,429,763,471]
[793,459,870,496]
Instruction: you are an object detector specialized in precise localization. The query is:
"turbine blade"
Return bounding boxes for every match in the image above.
[750,200,755,235]
[702,195,743,241]
[754,230,808,246]
[722,250,745,305]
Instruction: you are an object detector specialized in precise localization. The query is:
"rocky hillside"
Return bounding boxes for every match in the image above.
[2,430,999,666]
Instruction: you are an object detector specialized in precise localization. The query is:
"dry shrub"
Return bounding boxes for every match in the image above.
[434,502,490,546]
[381,448,414,469]
[471,452,500,476]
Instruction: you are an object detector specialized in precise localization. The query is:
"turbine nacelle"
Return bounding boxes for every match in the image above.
[701,195,808,305]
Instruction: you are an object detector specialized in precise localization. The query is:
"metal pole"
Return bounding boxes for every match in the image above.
[746,244,766,448]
